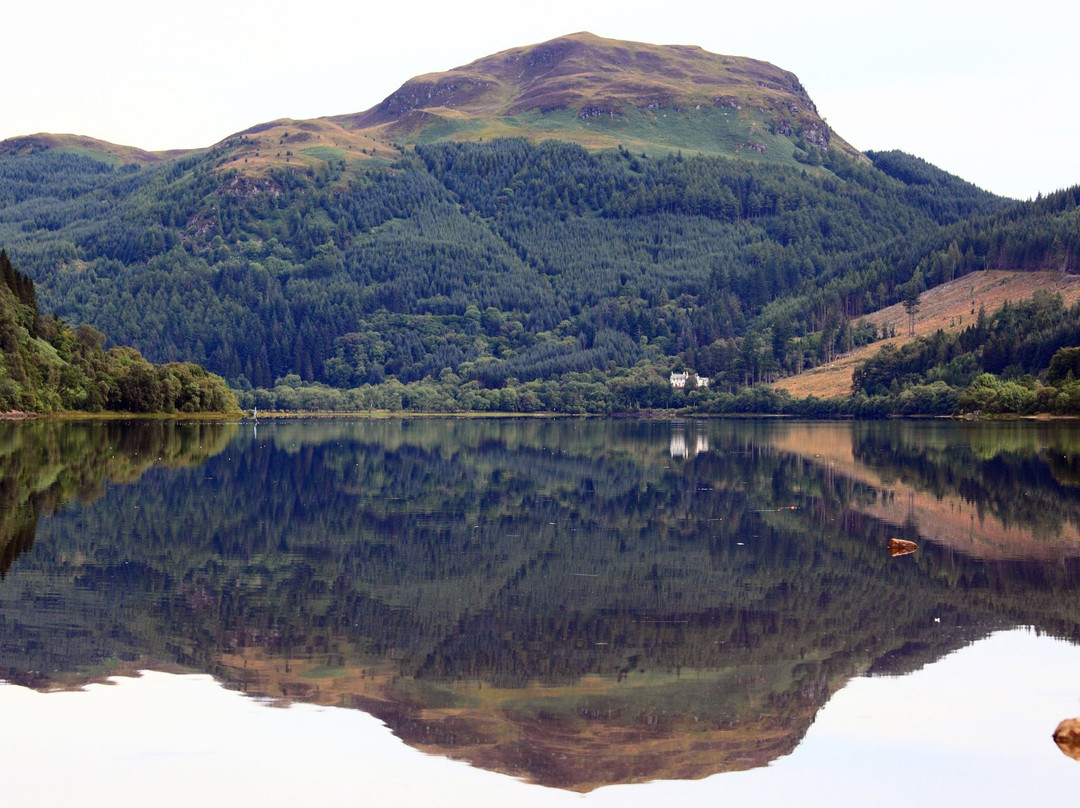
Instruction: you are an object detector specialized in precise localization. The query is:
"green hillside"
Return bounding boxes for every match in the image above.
[0,139,1009,400]
[2,33,1079,414]
[0,249,238,414]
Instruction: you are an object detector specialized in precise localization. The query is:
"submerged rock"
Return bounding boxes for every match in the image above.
[887,538,918,557]
[1054,718,1080,761]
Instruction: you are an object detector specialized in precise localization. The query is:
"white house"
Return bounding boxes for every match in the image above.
[670,371,709,389]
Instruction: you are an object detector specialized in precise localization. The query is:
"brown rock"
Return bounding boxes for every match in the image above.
[887,538,918,557]
[1054,718,1080,761]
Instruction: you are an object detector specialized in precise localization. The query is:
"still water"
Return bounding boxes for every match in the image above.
[1,417,1079,805]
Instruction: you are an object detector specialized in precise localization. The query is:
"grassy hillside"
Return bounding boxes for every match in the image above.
[1,34,856,176]
[0,133,198,165]
[213,118,401,176]
[328,32,859,167]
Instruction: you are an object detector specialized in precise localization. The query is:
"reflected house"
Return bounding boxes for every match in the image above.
[671,429,710,458]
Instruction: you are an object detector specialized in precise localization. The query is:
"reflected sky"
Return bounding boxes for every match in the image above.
[4,417,1080,796]
[2,629,1078,807]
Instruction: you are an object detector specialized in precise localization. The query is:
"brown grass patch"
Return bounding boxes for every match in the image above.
[214,118,399,176]
[773,270,1080,399]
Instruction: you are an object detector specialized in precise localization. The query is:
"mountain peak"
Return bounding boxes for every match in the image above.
[0,34,856,174]
[331,32,855,162]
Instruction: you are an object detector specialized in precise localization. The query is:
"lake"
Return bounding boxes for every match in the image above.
[1,417,1079,806]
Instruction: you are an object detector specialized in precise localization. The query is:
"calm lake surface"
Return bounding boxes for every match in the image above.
[2,417,1080,805]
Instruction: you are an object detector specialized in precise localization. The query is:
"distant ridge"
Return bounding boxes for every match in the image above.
[0,133,198,165]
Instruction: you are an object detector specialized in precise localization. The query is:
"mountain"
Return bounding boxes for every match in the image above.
[5,33,856,176]
[329,32,860,163]
[3,32,1078,414]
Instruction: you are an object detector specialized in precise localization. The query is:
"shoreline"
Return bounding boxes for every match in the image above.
[2,408,1077,422]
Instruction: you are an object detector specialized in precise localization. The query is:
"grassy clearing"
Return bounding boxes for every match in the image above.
[399,106,804,166]
[53,146,121,165]
[299,665,350,679]
[300,146,348,163]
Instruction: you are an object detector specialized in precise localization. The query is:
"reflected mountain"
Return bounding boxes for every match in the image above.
[2,418,1080,789]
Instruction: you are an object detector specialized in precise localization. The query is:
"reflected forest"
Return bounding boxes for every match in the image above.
[2,417,1080,789]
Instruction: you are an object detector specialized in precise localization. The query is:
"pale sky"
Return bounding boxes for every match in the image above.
[4,0,1076,200]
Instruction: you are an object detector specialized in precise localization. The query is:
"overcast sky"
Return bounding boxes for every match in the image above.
[4,0,1075,200]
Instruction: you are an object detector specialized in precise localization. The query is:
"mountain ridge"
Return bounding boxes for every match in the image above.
[0,132,199,165]
[1,33,858,172]
[327,32,857,161]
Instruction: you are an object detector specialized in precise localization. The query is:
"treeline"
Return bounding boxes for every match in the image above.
[756,178,1080,348]
[0,249,238,414]
[236,289,1080,417]
[238,365,819,415]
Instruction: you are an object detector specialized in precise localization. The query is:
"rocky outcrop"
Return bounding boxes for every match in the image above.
[888,538,919,557]
[1054,717,1080,761]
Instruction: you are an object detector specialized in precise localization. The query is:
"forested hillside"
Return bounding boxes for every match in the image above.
[2,33,1080,414]
[847,290,1080,416]
[0,137,1021,401]
[0,248,237,414]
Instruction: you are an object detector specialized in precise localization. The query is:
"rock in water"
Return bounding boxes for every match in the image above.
[1054,718,1080,761]
[887,538,918,557]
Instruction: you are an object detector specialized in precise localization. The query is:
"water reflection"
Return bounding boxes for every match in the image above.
[669,424,709,458]
[4,630,1080,808]
[0,419,236,580]
[2,418,1080,790]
